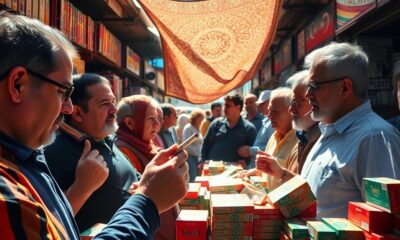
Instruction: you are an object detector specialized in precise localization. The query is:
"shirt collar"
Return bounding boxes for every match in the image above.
[222,116,245,128]
[274,129,295,143]
[60,122,115,147]
[319,101,371,136]
[0,131,36,162]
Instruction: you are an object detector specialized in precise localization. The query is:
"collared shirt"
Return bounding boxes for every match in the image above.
[0,131,80,239]
[264,129,297,191]
[301,101,400,218]
[201,116,257,163]
[247,118,275,169]
[286,125,321,174]
[45,122,141,231]
[245,111,265,132]
[158,127,178,148]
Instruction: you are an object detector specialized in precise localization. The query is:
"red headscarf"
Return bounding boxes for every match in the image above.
[116,96,159,161]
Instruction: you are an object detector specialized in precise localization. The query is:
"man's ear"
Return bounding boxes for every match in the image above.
[341,78,353,100]
[7,67,29,104]
[123,117,135,131]
[71,105,84,122]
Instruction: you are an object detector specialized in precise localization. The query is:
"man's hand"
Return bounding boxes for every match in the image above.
[237,146,250,158]
[237,168,262,178]
[135,145,189,213]
[66,140,109,215]
[129,182,139,194]
[255,150,284,178]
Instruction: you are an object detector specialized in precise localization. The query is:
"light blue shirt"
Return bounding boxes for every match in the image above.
[301,101,400,218]
[248,118,275,169]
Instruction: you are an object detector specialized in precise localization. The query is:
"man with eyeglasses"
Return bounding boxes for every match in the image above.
[256,70,320,183]
[0,12,189,239]
[259,42,400,218]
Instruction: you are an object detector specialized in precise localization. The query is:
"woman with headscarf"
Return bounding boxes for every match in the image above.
[115,95,177,240]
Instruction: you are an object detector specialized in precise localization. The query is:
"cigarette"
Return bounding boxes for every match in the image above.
[305,110,313,116]
[175,133,199,153]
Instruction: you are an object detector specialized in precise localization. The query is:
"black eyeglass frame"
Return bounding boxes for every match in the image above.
[0,67,74,102]
[307,76,348,90]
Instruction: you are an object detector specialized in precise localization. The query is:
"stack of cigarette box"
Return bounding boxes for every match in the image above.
[267,175,316,218]
[321,218,363,240]
[283,218,309,240]
[179,183,205,210]
[210,194,254,240]
[307,221,337,240]
[345,177,400,240]
[252,204,283,239]
[202,160,244,176]
[176,209,209,240]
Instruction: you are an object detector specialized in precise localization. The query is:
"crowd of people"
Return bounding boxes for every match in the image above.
[0,11,400,240]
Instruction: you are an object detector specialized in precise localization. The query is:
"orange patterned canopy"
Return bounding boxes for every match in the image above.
[139,0,282,104]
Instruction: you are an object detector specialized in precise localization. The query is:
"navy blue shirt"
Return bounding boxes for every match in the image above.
[201,116,257,163]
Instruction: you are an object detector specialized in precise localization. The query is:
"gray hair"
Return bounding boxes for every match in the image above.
[0,11,77,79]
[304,42,369,99]
[287,70,309,89]
[270,87,292,108]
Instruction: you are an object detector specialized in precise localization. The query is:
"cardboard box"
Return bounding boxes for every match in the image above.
[211,194,254,214]
[81,223,106,240]
[176,210,208,240]
[267,175,316,218]
[307,221,337,240]
[283,218,309,239]
[363,231,400,240]
[321,218,363,240]
[348,202,394,233]
[364,178,400,213]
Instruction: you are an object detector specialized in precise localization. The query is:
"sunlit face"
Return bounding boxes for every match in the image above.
[155,106,163,134]
[305,61,344,124]
[143,103,161,142]
[78,82,118,140]
[257,100,270,116]
[289,83,316,131]
[30,52,74,147]
[212,106,222,118]
[267,96,292,135]
[224,100,241,120]
[244,96,257,115]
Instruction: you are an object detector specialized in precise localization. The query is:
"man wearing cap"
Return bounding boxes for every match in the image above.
[237,90,275,169]
[243,93,265,132]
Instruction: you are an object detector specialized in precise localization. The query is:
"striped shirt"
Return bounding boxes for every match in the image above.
[0,131,79,239]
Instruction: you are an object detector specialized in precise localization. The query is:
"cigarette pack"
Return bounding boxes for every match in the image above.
[208,160,225,175]
[81,223,106,240]
[283,218,309,239]
[364,178,400,213]
[249,176,268,188]
[254,219,283,227]
[212,228,253,236]
[212,213,253,223]
[254,203,282,216]
[211,222,253,230]
[211,194,254,214]
[253,225,282,233]
[209,178,244,193]
[297,201,317,218]
[176,210,209,240]
[186,183,202,199]
[194,176,210,188]
[348,202,394,233]
[307,221,337,240]
[363,231,400,240]
[252,232,281,239]
[210,235,252,240]
[321,218,363,240]
[267,175,316,218]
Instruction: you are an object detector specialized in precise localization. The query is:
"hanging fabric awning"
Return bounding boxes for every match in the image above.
[139,0,282,104]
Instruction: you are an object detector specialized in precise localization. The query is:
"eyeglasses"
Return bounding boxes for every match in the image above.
[307,77,348,90]
[0,68,74,102]
[26,69,74,102]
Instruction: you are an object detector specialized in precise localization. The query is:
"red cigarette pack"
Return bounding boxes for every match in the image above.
[348,202,394,233]
[176,210,208,240]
